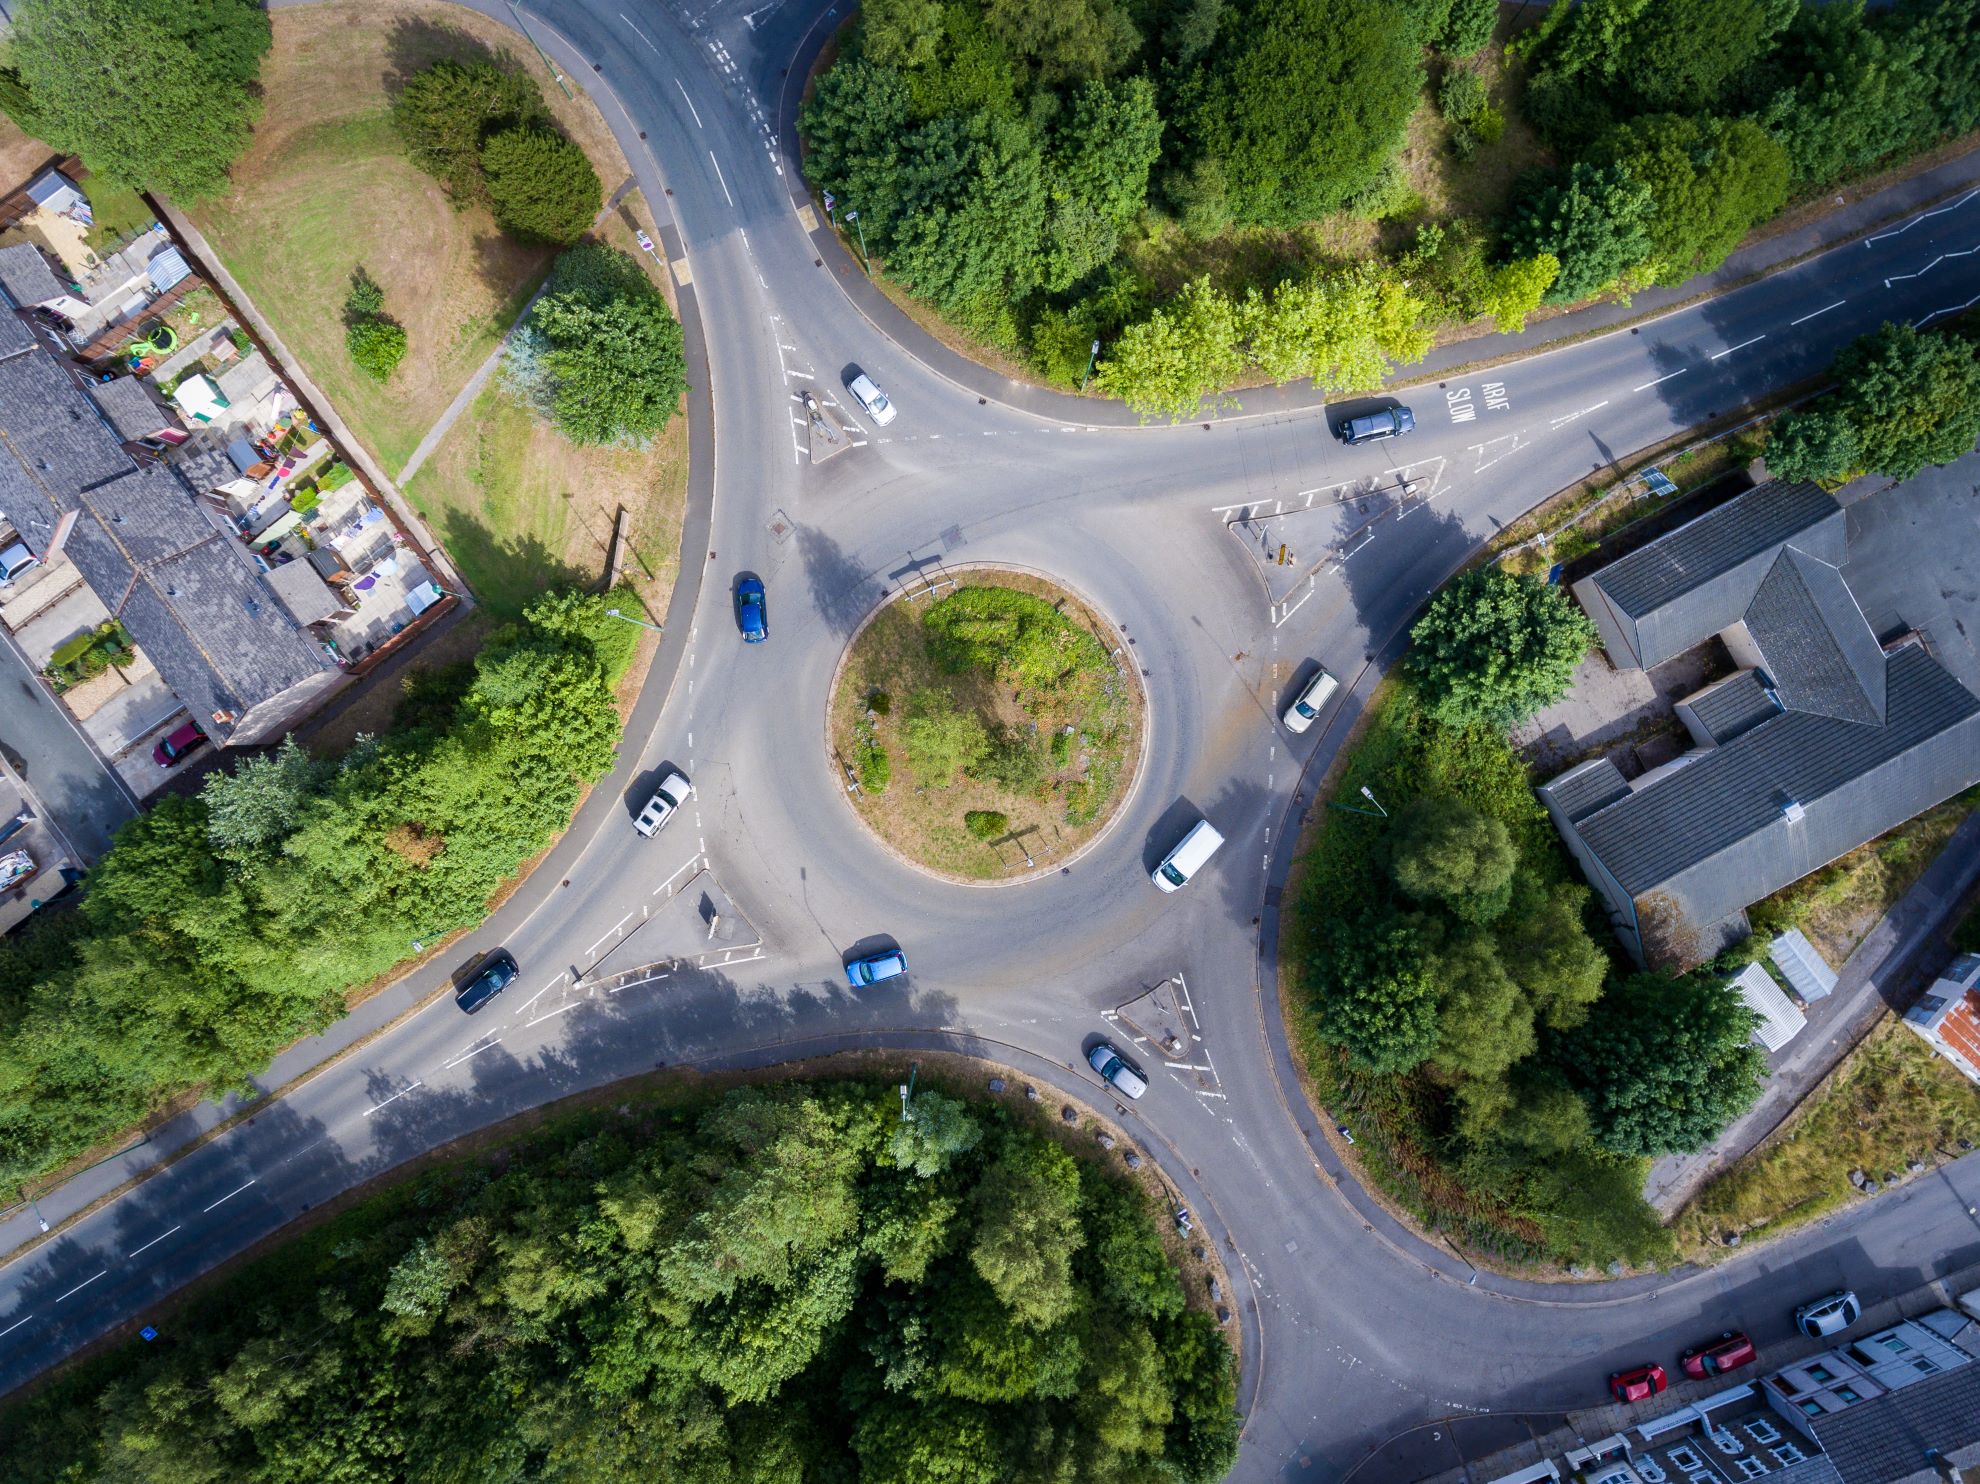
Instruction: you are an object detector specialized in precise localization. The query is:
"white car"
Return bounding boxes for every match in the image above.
[1795,1290,1860,1338]
[847,372,896,425]
[1087,1041,1148,1100]
[1282,667,1339,734]
[633,772,692,837]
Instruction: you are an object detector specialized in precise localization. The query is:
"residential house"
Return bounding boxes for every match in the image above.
[1904,954,1980,1085]
[1539,480,1980,968]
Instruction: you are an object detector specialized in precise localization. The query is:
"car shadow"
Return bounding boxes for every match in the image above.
[1141,795,1210,876]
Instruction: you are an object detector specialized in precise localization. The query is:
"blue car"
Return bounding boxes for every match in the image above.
[845,948,908,988]
[735,576,767,643]
[456,949,518,1014]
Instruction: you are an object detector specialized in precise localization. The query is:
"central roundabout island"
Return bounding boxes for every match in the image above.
[827,569,1147,884]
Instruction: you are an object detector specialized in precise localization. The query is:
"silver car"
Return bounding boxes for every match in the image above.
[633,772,692,837]
[1795,1290,1860,1338]
[1283,667,1339,734]
[1087,1041,1148,1100]
[848,372,896,425]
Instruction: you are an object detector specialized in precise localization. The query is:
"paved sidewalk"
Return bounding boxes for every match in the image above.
[1647,811,1980,1215]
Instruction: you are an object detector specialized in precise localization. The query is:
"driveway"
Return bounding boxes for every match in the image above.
[0,624,137,863]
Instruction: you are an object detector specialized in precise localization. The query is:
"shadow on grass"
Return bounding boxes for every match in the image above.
[382,16,516,98]
[435,506,585,622]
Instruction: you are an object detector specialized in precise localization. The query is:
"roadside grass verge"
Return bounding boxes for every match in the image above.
[1671,1017,1980,1261]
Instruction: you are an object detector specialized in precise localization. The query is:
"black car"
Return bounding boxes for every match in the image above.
[1336,406,1415,444]
[456,949,519,1014]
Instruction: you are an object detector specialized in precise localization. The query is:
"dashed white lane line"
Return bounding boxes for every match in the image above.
[1864,187,1979,246]
[127,1225,182,1258]
[709,152,735,208]
[201,1179,255,1214]
[362,1082,424,1117]
[1710,335,1766,360]
[1632,369,1685,391]
[442,1037,502,1070]
[1791,299,1846,327]
[0,1314,31,1339]
[672,77,703,127]
[619,11,662,54]
[54,1271,106,1303]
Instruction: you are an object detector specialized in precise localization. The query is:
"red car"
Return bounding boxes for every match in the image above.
[1609,1363,1668,1403]
[1681,1330,1757,1379]
[152,720,206,767]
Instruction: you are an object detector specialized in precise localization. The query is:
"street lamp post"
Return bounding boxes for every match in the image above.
[845,210,871,275]
[1080,338,1101,392]
[606,607,665,634]
[898,1063,918,1121]
[26,1193,49,1233]
[1326,784,1390,820]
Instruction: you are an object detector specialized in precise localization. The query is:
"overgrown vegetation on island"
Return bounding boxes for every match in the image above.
[1286,570,1768,1266]
[2,1078,1240,1484]
[0,592,637,1189]
[799,0,1980,417]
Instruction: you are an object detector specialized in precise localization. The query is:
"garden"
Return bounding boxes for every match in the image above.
[829,576,1142,880]
[40,620,134,693]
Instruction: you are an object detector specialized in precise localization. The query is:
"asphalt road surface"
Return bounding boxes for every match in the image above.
[6,2,1980,1479]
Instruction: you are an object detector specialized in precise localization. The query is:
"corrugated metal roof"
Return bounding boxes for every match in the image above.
[1771,928,1838,1001]
[145,244,190,294]
[1735,962,1805,1051]
[1682,669,1781,745]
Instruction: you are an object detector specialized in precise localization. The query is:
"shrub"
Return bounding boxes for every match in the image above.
[858,742,891,793]
[343,266,385,324]
[520,244,688,445]
[1440,0,1498,56]
[972,727,1046,791]
[964,809,1008,839]
[392,57,547,203]
[866,688,892,716]
[347,318,409,382]
[481,126,603,245]
[1049,727,1074,767]
[1437,67,1488,122]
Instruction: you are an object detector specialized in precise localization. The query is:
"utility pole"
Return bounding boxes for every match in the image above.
[846,210,871,275]
[1080,338,1101,392]
[898,1063,918,1121]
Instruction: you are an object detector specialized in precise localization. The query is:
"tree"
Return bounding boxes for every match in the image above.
[1189,0,1423,227]
[1503,161,1655,304]
[1042,79,1163,292]
[901,690,991,786]
[886,1090,983,1176]
[1766,404,1861,483]
[1095,277,1245,420]
[969,1135,1086,1326]
[1406,567,1596,727]
[862,0,945,70]
[1243,263,1434,392]
[201,737,322,860]
[1568,971,1766,1156]
[1431,934,1534,1081]
[522,244,689,445]
[1311,909,1443,1075]
[1387,795,1517,923]
[1828,322,1980,480]
[1440,0,1499,55]
[481,126,602,246]
[1746,5,1934,187]
[798,59,915,224]
[1481,254,1559,331]
[1619,0,1795,112]
[1597,115,1788,284]
[346,319,409,382]
[392,56,548,203]
[13,0,270,200]
[0,67,47,139]
[981,0,1140,84]
[1499,880,1607,1030]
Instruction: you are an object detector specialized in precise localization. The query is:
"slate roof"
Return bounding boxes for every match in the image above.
[263,559,341,626]
[1538,756,1631,823]
[0,308,35,360]
[0,242,66,309]
[0,350,132,495]
[1810,1366,1980,1484]
[167,438,243,495]
[1746,550,1883,724]
[86,376,173,442]
[1682,669,1781,745]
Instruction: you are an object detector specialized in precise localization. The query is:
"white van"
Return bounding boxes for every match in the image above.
[1151,818,1224,893]
[1283,667,1339,734]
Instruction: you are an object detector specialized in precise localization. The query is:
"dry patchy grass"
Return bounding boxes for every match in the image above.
[187,0,633,475]
[1672,1018,1980,1259]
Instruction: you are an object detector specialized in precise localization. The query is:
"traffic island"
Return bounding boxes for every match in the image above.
[826,567,1146,883]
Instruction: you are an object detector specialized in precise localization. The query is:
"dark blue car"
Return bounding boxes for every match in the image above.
[456,949,518,1014]
[735,576,766,643]
[845,948,908,988]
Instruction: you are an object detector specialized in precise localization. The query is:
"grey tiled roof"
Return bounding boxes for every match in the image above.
[1746,551,1883,724]
[60,495,137,605]
[0,350,131,496]
[142,538,331,718]
[1811,1366,1980,1484]
[262,558,340,626]
[166,438,242,495]
[1683,669,1781,745]
[0,438,58,544]
[78,463,219,567]
[0,309,35,360]
[0,242,66,308]
[1538,757,1631,822]
[1575,645,1980,908]
[86,376,174,442]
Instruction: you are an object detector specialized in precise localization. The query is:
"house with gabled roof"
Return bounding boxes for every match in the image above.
[1539,480,1980,969]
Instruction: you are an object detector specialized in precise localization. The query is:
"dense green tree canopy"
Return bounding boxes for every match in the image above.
[1094,276,1245,419]
[1387,794,1518,923]
[1312,908,1444,1074]
[1766,405,1862,484]
[481,126,603,245]
[1597,115,1788,285]
[3,1081,1240,1483]
[392,56,548,202]
[1503,161,1656,304]
[513,244,689,446]
[1827,322,1980,481]
[12,0,270,199]
[1406,567,1596,727]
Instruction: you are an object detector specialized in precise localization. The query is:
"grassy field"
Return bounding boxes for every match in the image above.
[186,0,631,476]
[1672,1017,1980,1259]
[829,575,1142,881]
[405,196,688,619]
[1753,789,1980,964]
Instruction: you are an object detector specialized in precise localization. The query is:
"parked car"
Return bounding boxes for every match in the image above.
[847,372,896,426]
[1282,667,1340,734]
[0,540,39,586]
[1336,406,1414,445]
[1608,1363,1668,1403]
[634,772,692,837]
[845,948,908,988]
[1087,1040,1148,1100]
[152,721,207,767]
[1680,1331,1757,1379]
[455,949,519,1014]
[1796,1290,1861,1338]
[735,576,767,643]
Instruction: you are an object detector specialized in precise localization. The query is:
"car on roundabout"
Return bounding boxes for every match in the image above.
[734,576,767,642]
[1087,1040,1148,1100]
[845,948,908,988]
[455,949,519,1015]
[1680,1330,1757,1379]
[633,772,692,837]
[1608,1363,1668,1404]
[1283,667,1340,734]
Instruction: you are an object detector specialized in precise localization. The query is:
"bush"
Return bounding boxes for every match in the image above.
[857,741,891,793]
[1049,727,1075,766]
[902,690,990,786]
[964,809,1009,839]
[1437,66,1488,122]
[480,126,602,245]
[922,586,1109,696]
[391,57,547,203]
[973,727,1047,791]
[343,266,385,323]
[867,688,892,716]
[347,318,408,382]
[1439,0,1498,56]
[519,245,689,445]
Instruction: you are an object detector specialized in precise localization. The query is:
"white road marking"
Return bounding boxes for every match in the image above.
[1915,291,1980,329]
[619,11,662,54]
[0,1315,31,1338]
[1862,187,1977,246]
[127,1224,182,1258]
[201,1179,255,1214]
[708,152,734,208]
[1791,300,1846,327]
[1549,400,1610,427]
[1885,243,1980,287]
[670,77,702,125]
[54,1271,106,1302]
[1710,335,1766,360]
[1631,369,1686,391]
[442,1037,502,1070]
[362,1081,424,1117]
[527,1002,583,1028]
